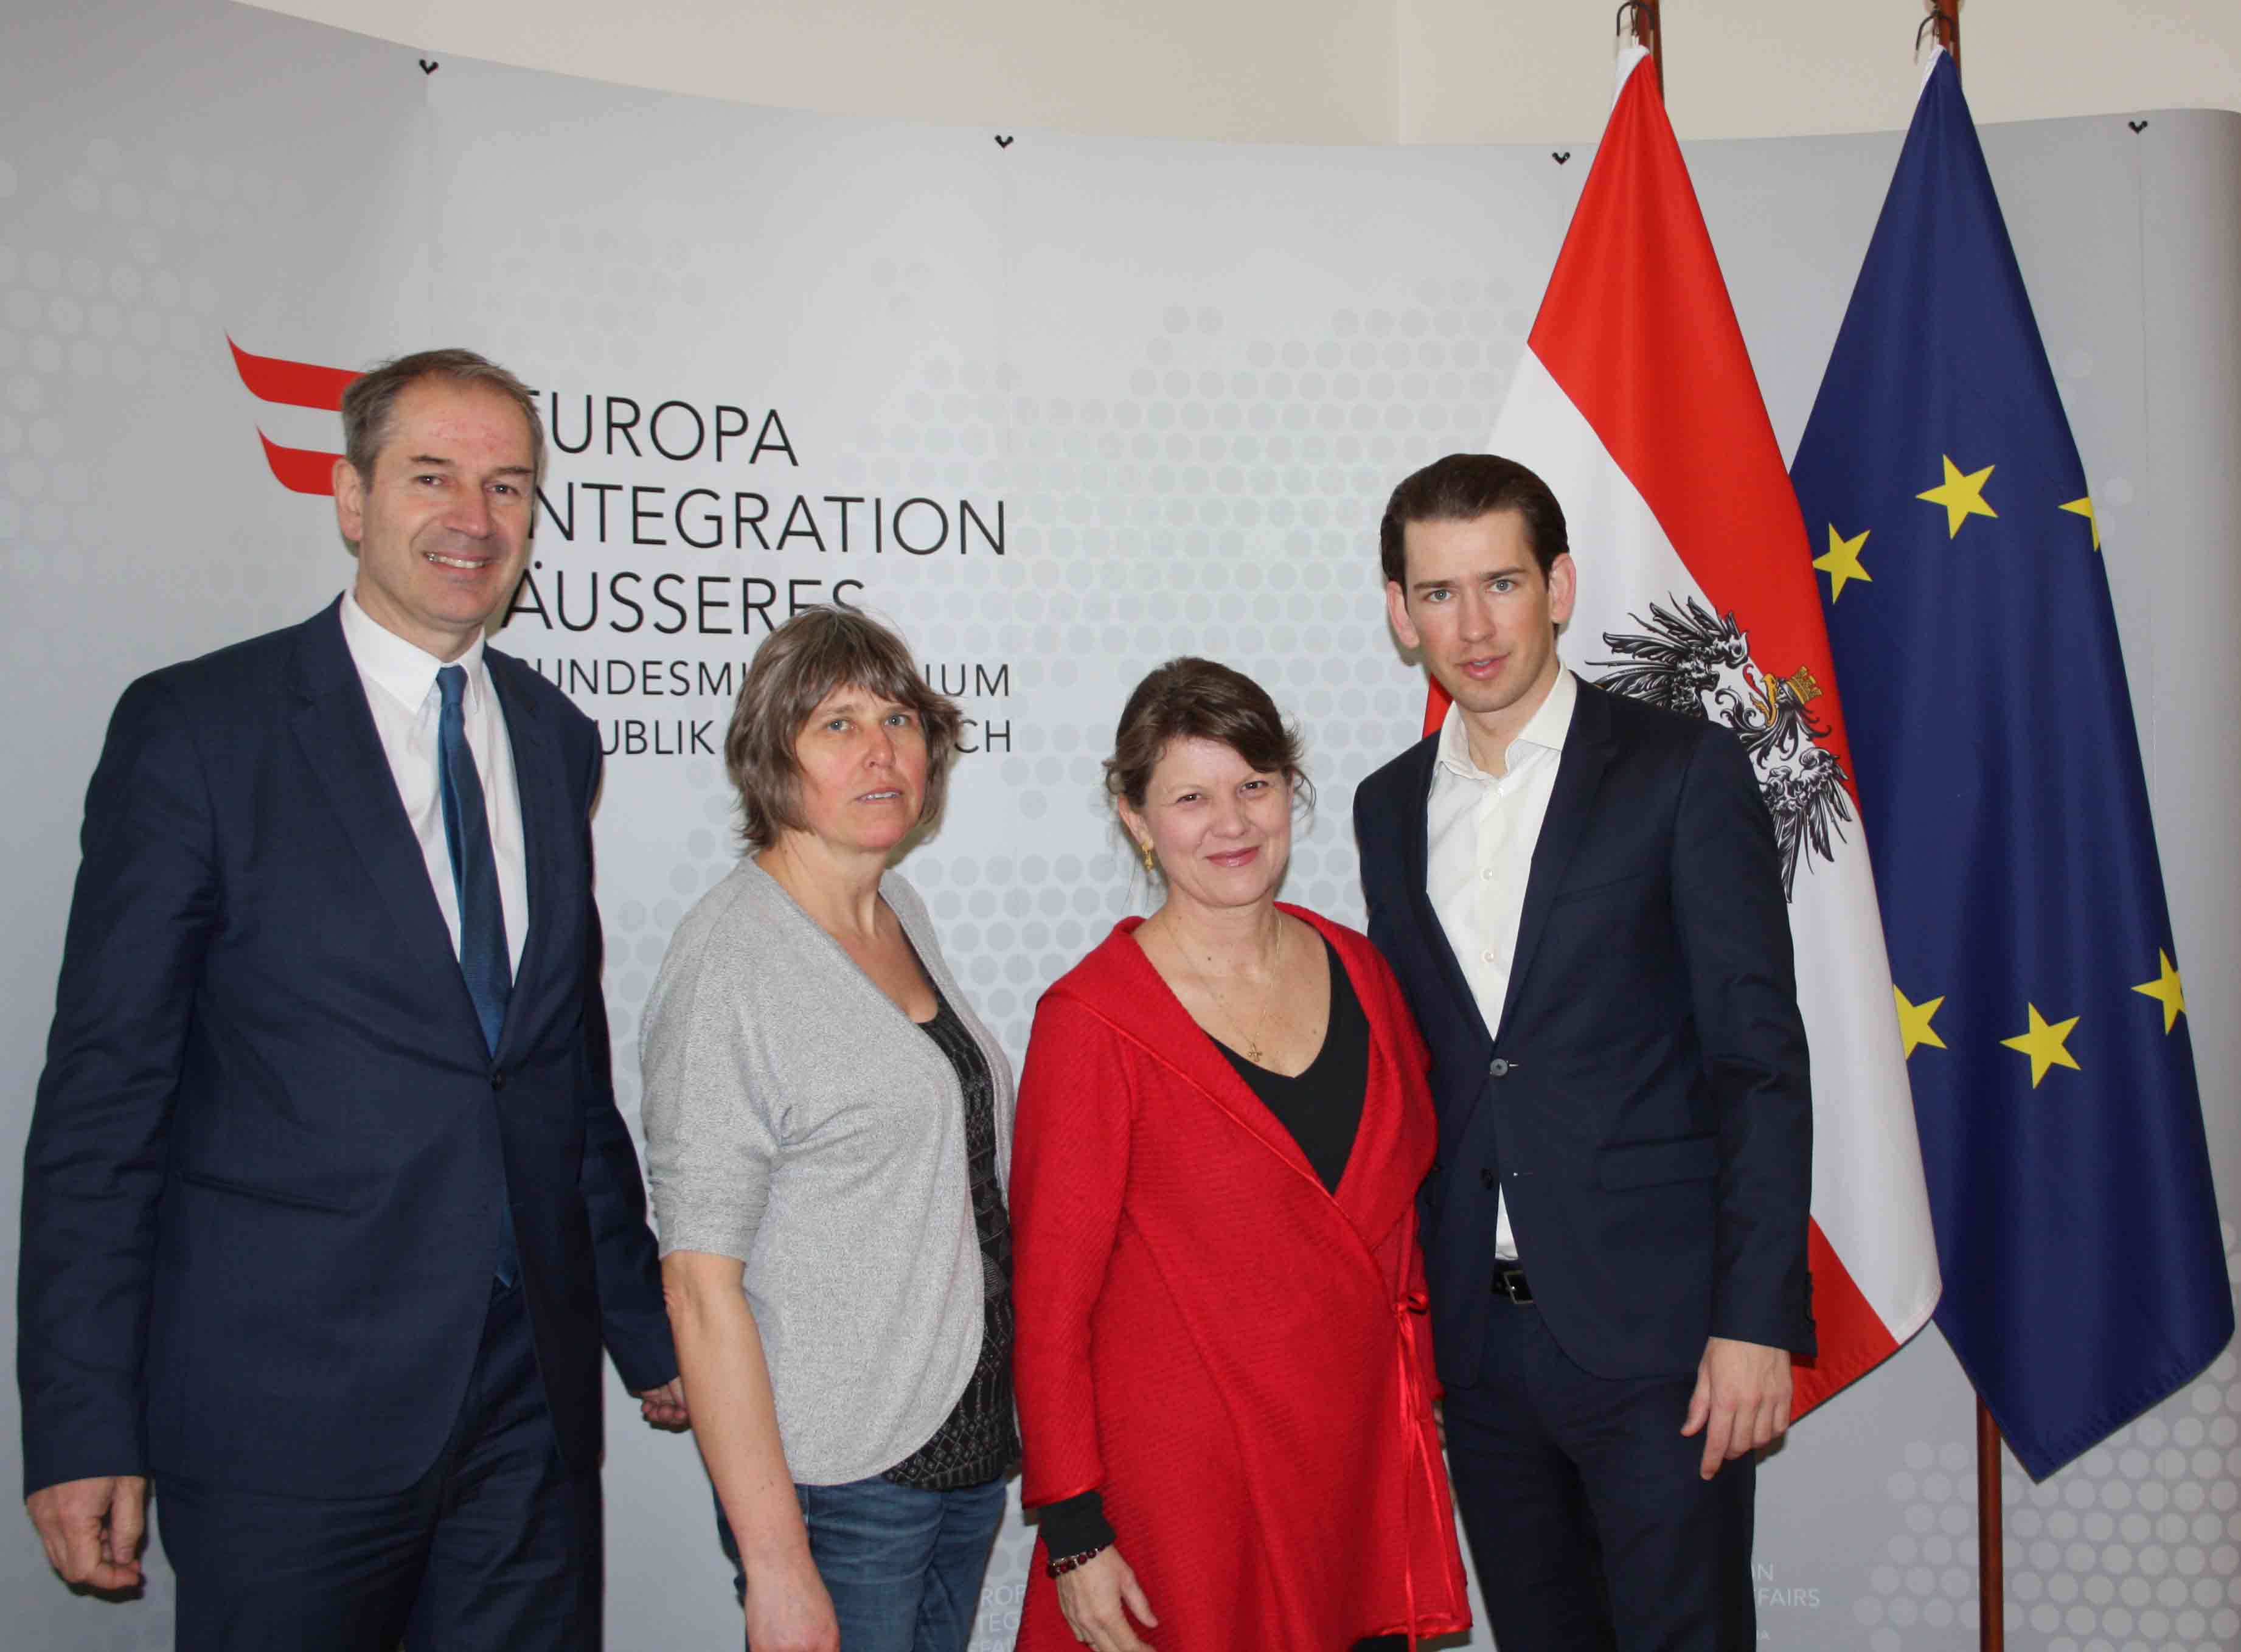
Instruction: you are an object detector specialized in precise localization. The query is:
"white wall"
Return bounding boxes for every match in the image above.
[1400,1,2241,142]
[235,0,1401,141]
[246,0,2241,142]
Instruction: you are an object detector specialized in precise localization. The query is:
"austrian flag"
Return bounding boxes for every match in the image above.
[1470,46,1942,1414]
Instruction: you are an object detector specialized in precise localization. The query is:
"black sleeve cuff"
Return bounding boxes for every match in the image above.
[1037,1488,1116,1557]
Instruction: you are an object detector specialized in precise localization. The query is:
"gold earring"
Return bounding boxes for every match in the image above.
[1138,839,1156,873]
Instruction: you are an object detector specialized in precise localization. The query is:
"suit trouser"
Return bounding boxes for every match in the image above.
[156,1280,600,1652]
[1442,1295,1755,1652]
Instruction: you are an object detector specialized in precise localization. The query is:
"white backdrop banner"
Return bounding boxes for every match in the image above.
[5,2,2239,1648]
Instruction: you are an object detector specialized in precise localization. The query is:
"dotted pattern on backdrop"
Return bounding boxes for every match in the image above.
[1860,1221,2241,1652]
[0,136,305,648]
[476,220,710,380]
[594,291,1525,1112]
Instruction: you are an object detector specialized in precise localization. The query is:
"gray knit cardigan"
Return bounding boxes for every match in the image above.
[639,860,1015,1485]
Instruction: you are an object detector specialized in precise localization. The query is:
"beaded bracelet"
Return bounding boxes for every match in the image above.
[1045,1544,1109,1578]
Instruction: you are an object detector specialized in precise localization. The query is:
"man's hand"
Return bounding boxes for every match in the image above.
[1680,1337,1791,1479]
[26,1475,148,1590]
[636,1377,688,1429]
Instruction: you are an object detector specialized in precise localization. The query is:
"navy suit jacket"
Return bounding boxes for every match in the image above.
[1355,680,1815,1387]
[18,599,676,1499]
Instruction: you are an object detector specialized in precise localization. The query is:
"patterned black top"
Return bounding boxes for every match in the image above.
[883,987,1020,1491]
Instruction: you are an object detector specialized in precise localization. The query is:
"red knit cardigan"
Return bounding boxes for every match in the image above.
[1009,907,1470,1650]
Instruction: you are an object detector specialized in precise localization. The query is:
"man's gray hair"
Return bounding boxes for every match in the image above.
[339,347,547,492]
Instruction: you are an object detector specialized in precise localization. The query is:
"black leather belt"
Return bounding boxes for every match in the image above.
[1492,1261,1535,1305]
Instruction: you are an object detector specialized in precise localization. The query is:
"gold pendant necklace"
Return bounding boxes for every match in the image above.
[1192,923,1285,1066]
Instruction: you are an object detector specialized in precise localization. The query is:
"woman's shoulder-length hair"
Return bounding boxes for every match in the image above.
[723,605,964,850]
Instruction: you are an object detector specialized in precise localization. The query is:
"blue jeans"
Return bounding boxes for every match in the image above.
[717,1474,1009,1652]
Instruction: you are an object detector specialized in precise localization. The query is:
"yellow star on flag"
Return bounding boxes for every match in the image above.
[2001,1002,2081,1088]
[2059,495,2101,550]
[1815,524,1872,602]
[2133,949,2186,1033]
[1894,985,1946,1059]
[1917,456,1998,538]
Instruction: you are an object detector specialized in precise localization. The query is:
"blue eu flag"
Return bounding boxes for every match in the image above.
[1789,52,2231,1478]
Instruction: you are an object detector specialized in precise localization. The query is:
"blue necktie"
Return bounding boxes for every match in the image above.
[436,664,518,1288]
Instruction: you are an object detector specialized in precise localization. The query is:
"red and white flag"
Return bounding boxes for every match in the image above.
[1450,46,1941,1415]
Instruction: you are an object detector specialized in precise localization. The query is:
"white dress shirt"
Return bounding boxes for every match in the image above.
[1425,665,1579,1261]
[338,591,529,976]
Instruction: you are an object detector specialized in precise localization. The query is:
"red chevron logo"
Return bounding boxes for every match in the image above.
[230,336,356,495]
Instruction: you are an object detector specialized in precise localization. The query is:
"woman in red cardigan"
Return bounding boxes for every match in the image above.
[1009,658,1470,1652]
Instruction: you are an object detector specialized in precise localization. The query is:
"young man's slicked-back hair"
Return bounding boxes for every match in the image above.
[1378,453,1570,588]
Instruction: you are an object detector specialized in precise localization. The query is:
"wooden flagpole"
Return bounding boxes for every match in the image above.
[1625,1,1664,95]
[1925,10,1997,1647]
[1933,0,1962,78]
[1979,1398,2004,1651]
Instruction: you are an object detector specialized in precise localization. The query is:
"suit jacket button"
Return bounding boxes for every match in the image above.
[491,1069,507,1091]
[1489,1058,1510,1077]
[1479,1167,1496,1190]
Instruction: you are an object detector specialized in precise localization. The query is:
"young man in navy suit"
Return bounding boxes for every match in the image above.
[19,350,683,1650]
[1354,454,1813,1651]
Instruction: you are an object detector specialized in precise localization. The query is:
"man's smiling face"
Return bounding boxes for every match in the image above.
[333,375,537,661]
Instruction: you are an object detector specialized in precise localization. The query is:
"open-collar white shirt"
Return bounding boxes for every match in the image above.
[1425,664,1578,1261]
[338,590,529,976]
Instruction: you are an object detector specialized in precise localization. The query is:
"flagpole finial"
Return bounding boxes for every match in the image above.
[1917,5,1960,75]
[1614,1,1663,94]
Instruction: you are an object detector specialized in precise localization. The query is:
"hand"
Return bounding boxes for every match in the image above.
[1055,1546,1159,1651]
[636,1377,688,1429]
[26,1475,148,1590]
[743,1547,839,1652]
[1680,1336,1792,1479]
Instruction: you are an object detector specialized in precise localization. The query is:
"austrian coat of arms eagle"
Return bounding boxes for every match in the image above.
[1593,595,1851,899]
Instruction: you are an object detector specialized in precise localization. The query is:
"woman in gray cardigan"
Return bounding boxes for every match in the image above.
[644,607,1016,1652]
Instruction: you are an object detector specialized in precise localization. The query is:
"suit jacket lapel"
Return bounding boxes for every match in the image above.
[1493,681,1616,1042]
[1398,735,1490,1048]
[286,603,487,1051]
[488,653,566,1061]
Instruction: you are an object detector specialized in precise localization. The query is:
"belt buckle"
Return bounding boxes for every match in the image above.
[1493,1263,1534,1305]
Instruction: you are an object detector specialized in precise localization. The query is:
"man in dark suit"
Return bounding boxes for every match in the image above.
[1355,454,1813,1651]
[18,349,683,1650]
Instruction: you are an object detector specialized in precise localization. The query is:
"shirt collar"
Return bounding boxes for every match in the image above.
[339,588,488,715]
[1434,665,1577,782]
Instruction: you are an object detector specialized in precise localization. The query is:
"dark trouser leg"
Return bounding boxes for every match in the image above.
[403,1283,602,1651]
[1441,1302,1617,1652]
[1539,1344,1755,1651]
[1507,1305,1756,1652]
[158,1285,577,1652]
[158,1468,431,1652]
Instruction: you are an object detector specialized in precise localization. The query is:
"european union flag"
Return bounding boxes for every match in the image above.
[1789,52,2231,1479]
